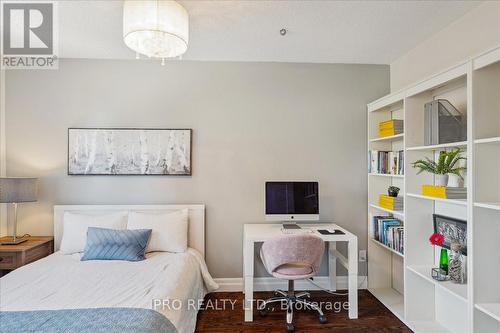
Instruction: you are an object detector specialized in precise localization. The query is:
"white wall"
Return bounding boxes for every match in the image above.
[4,59,389,278]
[391,1,500,91]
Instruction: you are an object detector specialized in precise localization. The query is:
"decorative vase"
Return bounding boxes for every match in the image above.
[439,248,448,275]
[447,174,463,188]
[448,240,466,284]
[435,174,449,187]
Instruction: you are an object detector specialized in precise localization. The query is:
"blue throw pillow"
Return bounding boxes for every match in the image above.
[81,227,152,262]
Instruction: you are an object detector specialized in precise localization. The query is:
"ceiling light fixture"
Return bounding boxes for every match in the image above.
[123,0,189,64]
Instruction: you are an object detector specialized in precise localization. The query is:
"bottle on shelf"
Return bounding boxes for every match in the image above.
[439,248,448,275]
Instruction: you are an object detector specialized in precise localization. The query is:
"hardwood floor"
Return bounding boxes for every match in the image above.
[195,290,412,332]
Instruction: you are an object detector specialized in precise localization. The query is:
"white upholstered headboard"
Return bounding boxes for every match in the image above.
[53,205,205,257]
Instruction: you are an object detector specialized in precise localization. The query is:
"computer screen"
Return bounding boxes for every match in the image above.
[265,182,319,221]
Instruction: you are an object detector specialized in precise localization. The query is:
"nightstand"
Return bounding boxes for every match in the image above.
[0,236,54,276]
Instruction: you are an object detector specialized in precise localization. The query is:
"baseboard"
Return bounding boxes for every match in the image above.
[214,276,367,292]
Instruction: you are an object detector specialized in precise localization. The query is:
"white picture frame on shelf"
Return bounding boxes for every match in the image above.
[433,214,467,255]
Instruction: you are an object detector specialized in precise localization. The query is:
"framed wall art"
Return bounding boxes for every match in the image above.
[68,128,192,176]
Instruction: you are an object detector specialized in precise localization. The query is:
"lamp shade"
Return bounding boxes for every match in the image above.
[0,178,38,203]
[123,0,189,59]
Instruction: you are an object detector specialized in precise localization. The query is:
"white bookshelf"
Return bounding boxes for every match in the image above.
[407,264,467,302]
[474,137,500,145]
[473,202,500,211]
[369,204,404,219]
[367,44,500,333]
[406,141,467,151]
[370,133,404,143]
[370,238,404,258]
[472,47,500,333]
[406,193,467,206]
[367,94,406,321]
[369,173,404,178]
[368,287,405,320]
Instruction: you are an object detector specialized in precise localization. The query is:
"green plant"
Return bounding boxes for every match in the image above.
[411,148,467,179]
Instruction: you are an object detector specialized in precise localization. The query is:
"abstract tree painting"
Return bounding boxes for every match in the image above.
[68,128,191,175]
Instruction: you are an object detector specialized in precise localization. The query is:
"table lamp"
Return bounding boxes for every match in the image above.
[0,178,38,245]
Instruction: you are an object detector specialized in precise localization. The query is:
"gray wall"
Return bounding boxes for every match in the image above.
[5,59,389,278]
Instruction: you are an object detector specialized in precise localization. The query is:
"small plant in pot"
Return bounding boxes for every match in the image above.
[411,148,466,187]
[388,186,400,197]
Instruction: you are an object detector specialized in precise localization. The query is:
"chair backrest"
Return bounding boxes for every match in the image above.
[260,233,325,276]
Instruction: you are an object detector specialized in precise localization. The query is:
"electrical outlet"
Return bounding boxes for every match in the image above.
[359,250,367,262]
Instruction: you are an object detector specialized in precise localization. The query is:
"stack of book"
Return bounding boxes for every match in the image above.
[422,185,467,199]
[379,119,403,137]
[371,216,404,255]
[379,194,404,211]
[368,150,404,175]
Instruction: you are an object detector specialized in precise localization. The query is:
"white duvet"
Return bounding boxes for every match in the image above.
[0,249,218,333]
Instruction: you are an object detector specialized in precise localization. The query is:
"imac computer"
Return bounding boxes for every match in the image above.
[265,181,319,228]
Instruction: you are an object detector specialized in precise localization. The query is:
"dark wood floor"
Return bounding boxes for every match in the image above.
[195,290,412,332]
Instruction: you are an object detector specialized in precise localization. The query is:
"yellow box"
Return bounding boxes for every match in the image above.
[422,185,446,198]
[379,129,396,137]
[379,194,397,210]
[378,120,403,137]
[379,120,396,128]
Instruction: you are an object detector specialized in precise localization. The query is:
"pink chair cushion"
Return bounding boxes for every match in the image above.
[274,262,313,278]
[260,234,325,280]
[275,262,313,275]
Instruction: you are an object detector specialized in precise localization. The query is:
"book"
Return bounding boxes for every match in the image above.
[421,185,467,199]
[368,150,404,175]
[378,119,403,137]
[379,194,404,211]
[379,119,404,130]
[371,216,404,255]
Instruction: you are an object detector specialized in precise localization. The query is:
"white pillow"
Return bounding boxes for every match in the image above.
[127,209,188,253]
[59,211,128,254]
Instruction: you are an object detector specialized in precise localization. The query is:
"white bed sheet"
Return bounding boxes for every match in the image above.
[0,249,218,333]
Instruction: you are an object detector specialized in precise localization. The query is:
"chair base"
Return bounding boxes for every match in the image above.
[257,280,326,331]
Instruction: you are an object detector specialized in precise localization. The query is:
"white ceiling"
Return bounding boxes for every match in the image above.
[58,0,481,64]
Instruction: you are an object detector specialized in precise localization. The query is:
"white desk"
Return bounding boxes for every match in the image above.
[243,223,358,322]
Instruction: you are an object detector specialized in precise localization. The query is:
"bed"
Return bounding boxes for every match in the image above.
[0,205,218,333]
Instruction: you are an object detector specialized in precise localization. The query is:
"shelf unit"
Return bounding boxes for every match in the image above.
[367,93,406,321]
[366,45,500,333]
[369,173,404,178]
[474,137,500,145]
[370,238,404,258]
[369,287,405,320]
[472,47,500,333]
[369,204,404,218]
[473,202,500,211]
[407,265,467,302]
[370,133,405,143]
[406,141,468,151]
[406,193,467,206]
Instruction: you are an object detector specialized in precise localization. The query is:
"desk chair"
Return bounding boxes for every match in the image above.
[258,234,326,332]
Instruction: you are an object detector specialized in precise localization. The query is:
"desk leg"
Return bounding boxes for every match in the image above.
[244,276,254,322]
[243,240,254,322]
[348,237,358,319]
[328,242,337,291]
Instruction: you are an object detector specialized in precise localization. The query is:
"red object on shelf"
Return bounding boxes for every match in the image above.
[429,232,445,246]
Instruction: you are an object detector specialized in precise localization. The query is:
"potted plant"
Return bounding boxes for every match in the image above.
[388,186,400,197]
[411,148,466,186]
